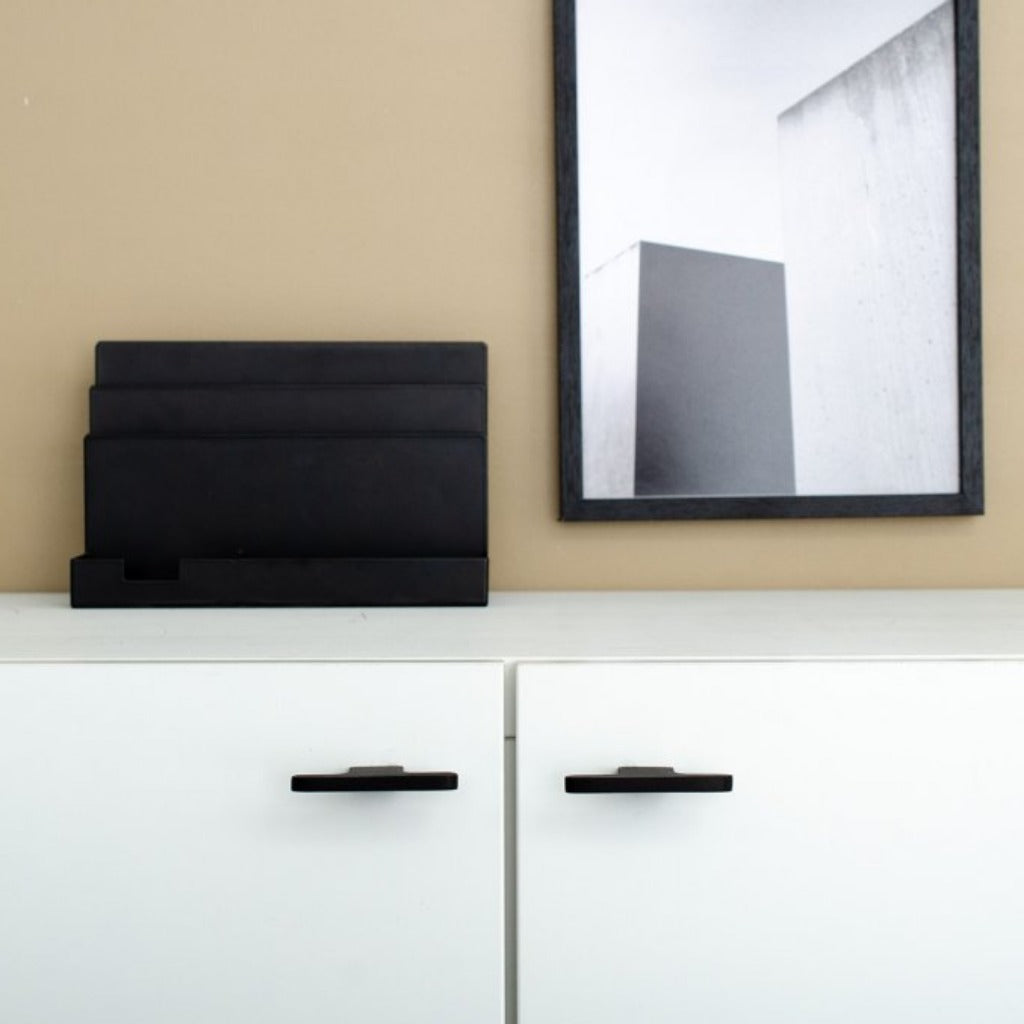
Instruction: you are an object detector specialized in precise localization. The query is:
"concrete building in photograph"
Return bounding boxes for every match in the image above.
[578,1,958,501]
[581,242,794,499]
[580,245,642,499]
[778,1,958,496]
[632,244,794,497]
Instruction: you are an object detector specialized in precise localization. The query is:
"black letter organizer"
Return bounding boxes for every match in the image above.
[70,341,488,607]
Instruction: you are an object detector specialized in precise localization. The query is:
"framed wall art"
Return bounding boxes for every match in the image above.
[555,0,981,520]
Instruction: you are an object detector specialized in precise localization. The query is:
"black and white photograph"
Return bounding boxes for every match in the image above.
[555,0,981,520]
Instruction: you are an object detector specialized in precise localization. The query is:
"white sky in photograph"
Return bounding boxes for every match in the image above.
[576,0,949,274]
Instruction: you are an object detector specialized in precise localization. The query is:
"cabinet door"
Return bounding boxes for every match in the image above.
[0,662,503,1024]
[517,661,1024,1024]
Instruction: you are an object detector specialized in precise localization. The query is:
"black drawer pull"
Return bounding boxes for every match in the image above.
[291,765,458,792]
[565,766,733,794]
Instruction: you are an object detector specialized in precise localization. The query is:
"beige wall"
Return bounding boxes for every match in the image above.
[1,0,1021,592]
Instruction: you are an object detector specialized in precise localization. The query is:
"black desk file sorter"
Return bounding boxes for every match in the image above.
[70,341,488,607]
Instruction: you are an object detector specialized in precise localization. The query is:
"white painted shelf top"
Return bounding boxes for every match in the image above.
[0,590,1022,662]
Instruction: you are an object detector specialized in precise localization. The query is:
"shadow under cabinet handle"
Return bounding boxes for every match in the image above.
[291,765,458,792]
[565,766,733,794]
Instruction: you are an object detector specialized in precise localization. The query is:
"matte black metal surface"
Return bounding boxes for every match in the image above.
[84,435,486,578]
[95,341,486,386]
[565,766,733,794]
[70,556,488,607]
[89,385,486,436]
[291,766,459,792]
[74,340,489,607]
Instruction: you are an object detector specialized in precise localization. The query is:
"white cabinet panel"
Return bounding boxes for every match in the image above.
[0,662,503,1024]
[517,661,1024,1024]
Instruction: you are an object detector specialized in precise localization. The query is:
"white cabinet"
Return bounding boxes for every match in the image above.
[2,593,1024,1023]
[517,661,1024,1023]
[0,661,504,1024]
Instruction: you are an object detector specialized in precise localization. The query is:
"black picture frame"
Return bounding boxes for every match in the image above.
[555,0,982,521]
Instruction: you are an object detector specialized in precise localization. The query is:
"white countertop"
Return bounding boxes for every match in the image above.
[0,590,1022,662]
